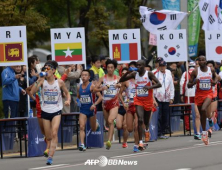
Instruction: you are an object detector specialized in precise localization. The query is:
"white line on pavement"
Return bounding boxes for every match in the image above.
[29,164,69,170]
[194,141,222,146]
[110,152,151,159]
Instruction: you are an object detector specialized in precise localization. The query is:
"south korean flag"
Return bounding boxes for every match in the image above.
[157,29,188,62]
[199,0,222,30]
[139,6,187,34]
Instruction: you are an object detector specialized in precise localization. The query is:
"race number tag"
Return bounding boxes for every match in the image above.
[80,95,91,104]
[44,91,59,104]
[129,88,136,99]
[136,86,148,97]
[104,85,117,98]
[199,80,211,91]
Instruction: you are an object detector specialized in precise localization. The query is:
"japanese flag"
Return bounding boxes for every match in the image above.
[199,0,222,30]
[139,6,187,34]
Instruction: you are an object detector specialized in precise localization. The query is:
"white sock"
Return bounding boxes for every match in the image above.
[139,140,143,144]
[197,132,200,135]
[202,131,207,135]
[145,129,149,132]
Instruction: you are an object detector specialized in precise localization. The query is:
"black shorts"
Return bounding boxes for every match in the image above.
[41,110,62,121]
[30,101,36,108]
[212,97,218,102]
[118,106,126,116]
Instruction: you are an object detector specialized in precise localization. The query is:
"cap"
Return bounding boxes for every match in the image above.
[159,60,167,66]
[155,57,164,63]
[100,56,106,61]
[189,61,196,67]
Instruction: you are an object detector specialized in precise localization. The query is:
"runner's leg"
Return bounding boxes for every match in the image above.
[107,107,118,141]
[79,114,87,145]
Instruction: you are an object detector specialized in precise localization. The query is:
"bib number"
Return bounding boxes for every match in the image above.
[136,86,148,97]
[44,92,58,104]
[80,96,91,104]
[199,80,211,90]
[129,89,136,99]
[104,86,117,98]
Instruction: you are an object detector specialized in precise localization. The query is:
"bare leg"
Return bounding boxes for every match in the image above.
[89,115,97,132]
[122,114,128,143]
[195,105,201,134]
[107,107,118,141]
[79,114,87,145]
[200,98,212,131]
[136,105,144,141]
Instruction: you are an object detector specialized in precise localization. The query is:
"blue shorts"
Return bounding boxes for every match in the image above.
[80,108,95,118]
[41,110,61,121]
[118,106,126,116]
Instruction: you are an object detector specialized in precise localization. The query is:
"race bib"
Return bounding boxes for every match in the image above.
[104,85,117,98]
[136,86,148,97]
[44,91,59,104]
[199,80,211,90]
[129,89,136,99]
[80,95,91,104]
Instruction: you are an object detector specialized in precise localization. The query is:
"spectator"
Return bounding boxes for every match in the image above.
[129,61,137,68]
[46,54,52,61]
[114,63,121,76]
[215,62,220,74]
[145,64,152,71]
[154,61,174,139]
[100,56,107,74]
[2,66,26,118]
[152,57,171,75]
[90,56,105,81]
[86,56,92,70]
[180,62,196,131]
[57,64,82,113]
[18,65,28,117]
[32,55,42,74]
[28,56,38,116]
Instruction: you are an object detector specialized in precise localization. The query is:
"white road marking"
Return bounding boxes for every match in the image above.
[29,164,69,170]
[111,152,151,158]
[175,169,191,170]
[194,141,222,146]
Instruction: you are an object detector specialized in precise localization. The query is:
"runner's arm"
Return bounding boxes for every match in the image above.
[187,69,197,88]
[119,82,126,106]
[30,77,44,95]
[59,79,71,106]
[92,77,107,93]
[119,71,136,83]
[26,84,36,100]
[94,91,103,106]
[144,72,161,90]
[211,68,217,86]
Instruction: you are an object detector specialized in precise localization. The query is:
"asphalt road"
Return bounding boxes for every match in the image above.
[1,131,222,170]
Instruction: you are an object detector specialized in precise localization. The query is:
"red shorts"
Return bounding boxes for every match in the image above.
[103,95,119,112]
[195,94,213,106]
[36,95,42,118]
[127,103,136,115]
[134,97,153,111]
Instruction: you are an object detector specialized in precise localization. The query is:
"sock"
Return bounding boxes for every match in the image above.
[145,129,149,132]
[197,132,200,135]
[202,131,207,135]
[139,140,143,144]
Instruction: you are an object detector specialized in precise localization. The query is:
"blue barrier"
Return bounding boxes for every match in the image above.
[149,108,159,141]
[170,106,181,132]
[0,122,15,152]
[58,115,74,143]
[28,118,46,157]
[85,111,104,148]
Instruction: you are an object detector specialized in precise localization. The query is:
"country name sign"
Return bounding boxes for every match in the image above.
[0,26,27,66]
[205,31,222,62]
[157,29,187,62]
[50,28,86,65]
[109,29,141,64]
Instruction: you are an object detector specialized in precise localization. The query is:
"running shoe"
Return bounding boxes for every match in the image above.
[106,141,111,150]
[96,119,100,131]
[122,143,128,148]
[145,131,151,142]
[46,157,53,165]
[133,145,139,152]
[138,143,144,151]
[43,149,49,157]
[194,134,201,140]
[209,118,213,128]
[208,129,212,138]
[79,144,86,151]
[202,132,209,145]
[159,135,169,139]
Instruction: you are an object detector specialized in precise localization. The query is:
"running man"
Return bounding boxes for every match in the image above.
[119,60,161,150]
[188,56,216,145]
[94,59,121,150]
[117,68,129,149]
[206,60,221,137]
[31,61,71,165]
[120,67,140,152]
[77,70,102,151]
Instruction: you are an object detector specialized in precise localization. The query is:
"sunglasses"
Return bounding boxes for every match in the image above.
[43,64,54,71]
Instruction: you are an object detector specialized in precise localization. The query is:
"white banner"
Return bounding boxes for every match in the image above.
[109,29,141,64]
[50,28,86,65]
[0,26,27,66]
[157,29,188,62]
[205,31,222,62]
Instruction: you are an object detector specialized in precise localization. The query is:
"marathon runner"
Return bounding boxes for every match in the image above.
[119,60,161,150]
[77,70,102,151]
